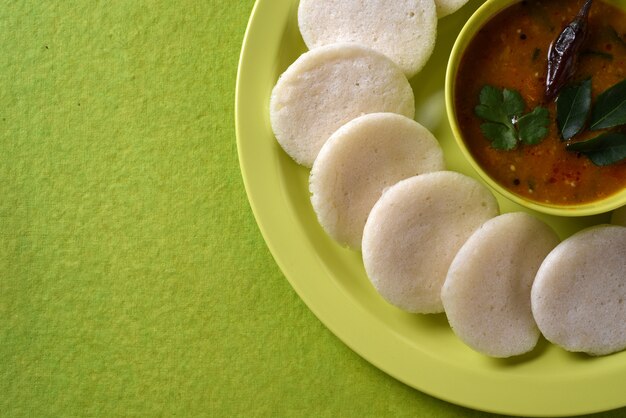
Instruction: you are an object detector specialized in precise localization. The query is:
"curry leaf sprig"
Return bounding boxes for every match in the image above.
[556,78,592,140]
[590,78,626,130]
[474,85,550,150]
[556,78,626,166]
[566,132,626,166]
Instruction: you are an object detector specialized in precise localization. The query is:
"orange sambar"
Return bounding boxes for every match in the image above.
[455,0,626,205]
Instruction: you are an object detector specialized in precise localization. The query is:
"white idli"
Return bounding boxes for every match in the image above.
[434,0,470,18]
[442,213,560,358]
[532,225,626,356]
[298,0,437,78]
[362,171,499,313]
[310,113,444,249]
[270,43,415,167]
[611,206,626,226]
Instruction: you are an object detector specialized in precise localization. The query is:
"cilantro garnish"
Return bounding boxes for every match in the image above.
[518,107,550,145]
[474,85,550,150]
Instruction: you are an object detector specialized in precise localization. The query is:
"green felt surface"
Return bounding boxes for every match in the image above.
[0,1,624,417]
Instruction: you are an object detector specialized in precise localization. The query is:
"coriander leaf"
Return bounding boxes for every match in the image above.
[518,106,550,145]
[556,78,591,140]
[503,89,525,117]
[474,85,525,128]
[566,132,626,166]
[480,123,517,150]
[475,85,548,149]
[475,86,509,125]
[589,78,626,130]
[475,103,501,123]
[479,85,503,111]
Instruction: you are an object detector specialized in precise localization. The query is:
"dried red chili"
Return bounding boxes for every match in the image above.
[545,0,593,101]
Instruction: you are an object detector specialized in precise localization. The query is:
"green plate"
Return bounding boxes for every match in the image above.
[235,0,626,416]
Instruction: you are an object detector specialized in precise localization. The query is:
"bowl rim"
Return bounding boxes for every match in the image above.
[444,0,626,217]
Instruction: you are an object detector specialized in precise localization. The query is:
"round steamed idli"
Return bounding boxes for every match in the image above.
[442,213,560,358]
[611,206,626,226]
[310,113,444,249]
[531,225,626,356]
[270,44,415,167]
[434,0,469,18]
[298,0,437,78]
[362,171,499,313]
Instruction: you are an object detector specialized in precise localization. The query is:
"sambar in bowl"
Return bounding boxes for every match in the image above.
[446,0,626,216]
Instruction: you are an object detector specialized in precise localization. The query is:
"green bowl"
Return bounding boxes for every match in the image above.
[445,0,626,217]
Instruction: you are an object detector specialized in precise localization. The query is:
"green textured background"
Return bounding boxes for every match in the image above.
[0,1,624,417]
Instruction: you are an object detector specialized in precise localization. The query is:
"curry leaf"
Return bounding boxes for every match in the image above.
[480,123,517,150]
[518,106,550,144]
[589,79,626,130]
[557,78,591,140]
[566,132,626,166]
